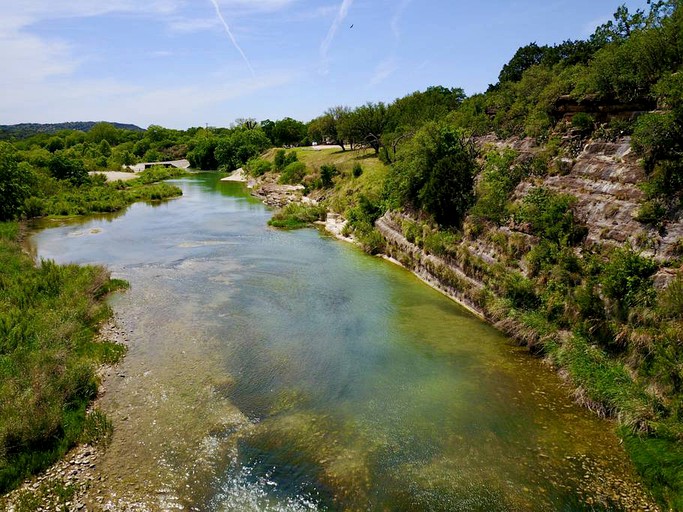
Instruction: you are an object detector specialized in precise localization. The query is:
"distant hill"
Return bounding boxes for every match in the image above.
[0,122,145,140]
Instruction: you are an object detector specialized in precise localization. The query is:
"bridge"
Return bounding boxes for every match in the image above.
[124,159,191,173]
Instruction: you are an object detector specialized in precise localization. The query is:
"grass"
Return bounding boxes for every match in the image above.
[622,430,683,510]
[0,222,127,493]
[261,146,389,215]
[29,166,185,218]
[268,203,326,229]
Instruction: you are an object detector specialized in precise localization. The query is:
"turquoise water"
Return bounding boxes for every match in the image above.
[29,174,650,511]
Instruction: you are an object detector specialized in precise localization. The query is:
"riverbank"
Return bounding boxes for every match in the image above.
[0,318,132,512]
[14,172,667,510]
[252,178,665,511]
[0,222,130,503]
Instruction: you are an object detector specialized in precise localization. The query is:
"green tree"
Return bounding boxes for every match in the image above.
[0,143,32,220]
[388,122,476,227]
[272,117,307,147]
[498,43,549,84]
[88,122,119,144]
[187,135,219,169]
[342,102,390,154]
[48,152,89,185]
[214,129,271,170]
[309,106,352,150]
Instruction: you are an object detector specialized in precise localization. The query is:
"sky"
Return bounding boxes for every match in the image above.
[0,0,651,129]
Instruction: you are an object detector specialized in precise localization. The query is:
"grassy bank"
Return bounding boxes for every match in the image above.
[0,165,186,493]
[0,222,127,492]
[35,166,185,218]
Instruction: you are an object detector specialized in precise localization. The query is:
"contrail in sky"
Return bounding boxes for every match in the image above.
[208,0,255,77]
[320,0,354,61]
[391,0,412,40]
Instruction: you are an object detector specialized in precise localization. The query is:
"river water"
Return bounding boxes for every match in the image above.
[29,174,650,511]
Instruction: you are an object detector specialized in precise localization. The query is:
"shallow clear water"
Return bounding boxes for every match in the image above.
[29,174,648,511]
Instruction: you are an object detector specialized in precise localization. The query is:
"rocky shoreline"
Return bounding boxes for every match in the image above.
[1,318,133,512]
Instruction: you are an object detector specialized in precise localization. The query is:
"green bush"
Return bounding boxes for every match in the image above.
[274,149,298,171]
[658,275,683,319]
[0,143,32,221]
[48,153,89,186]
[319,164,339,188]
[422,230,460,257]
[515,187,585,245]
[501,272,540,310]
[354,223,386,255]
[268,203,326,229]
[246,157,272,177]
[600,248,657,321]
[636,199,667,224]
[278,161,307,184]
[471,149,522,224]
[571,112,595,133]
[352,162,363,178]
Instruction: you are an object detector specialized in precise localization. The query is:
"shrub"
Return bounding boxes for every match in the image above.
[636,199,667,224]
[274,149,298,171]
[658,275,683,319]
[571,112,595,133]
[279,161,307,184]
[515,187,585,245]
[246,158,272,177]
[48,153,89,186]
[471,148,522,224]
[22,196,45,218]
[601,248,657,321]
[0,143,32,221]
[268,203,326,229]
[502,271,540,310]
[346,194,383,230]
[352,162,363,178]
[422,230,460,256]
[354,224,386,255]
[319,164,339,188]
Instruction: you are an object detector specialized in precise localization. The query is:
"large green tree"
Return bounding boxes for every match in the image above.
[0,143,32,221]
[272,117,307,147]
[388,122,476,227]
[214,129,271,170]
[48,152,89,185]
[341,102,390,154]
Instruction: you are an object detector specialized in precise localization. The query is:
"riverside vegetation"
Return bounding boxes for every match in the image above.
[0,135,185,493]
[0,1,682,508]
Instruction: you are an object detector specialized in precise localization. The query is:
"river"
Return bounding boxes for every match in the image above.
[28,173,651,511]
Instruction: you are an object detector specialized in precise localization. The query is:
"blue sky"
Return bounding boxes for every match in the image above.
[0,0,650,129]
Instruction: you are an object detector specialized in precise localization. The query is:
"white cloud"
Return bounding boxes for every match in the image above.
[0,0,298,127]
[0,71,296,128]
[289,4,338,21]
[2,1,185,28]
[0,32,77,85]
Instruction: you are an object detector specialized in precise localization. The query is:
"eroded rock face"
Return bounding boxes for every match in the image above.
[480,136,682,260]
[546,139,682,259]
